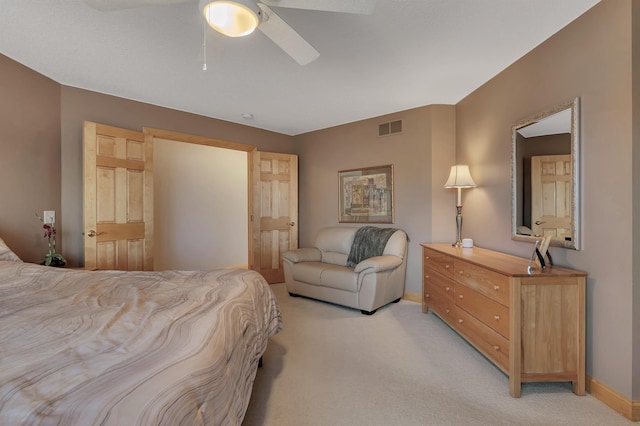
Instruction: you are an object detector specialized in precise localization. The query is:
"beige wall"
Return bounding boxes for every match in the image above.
[293,105,456,296]
[456,0,636,399]
[0,54,61,263]
[60,86,295,266]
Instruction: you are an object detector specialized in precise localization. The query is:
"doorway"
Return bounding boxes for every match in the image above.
[154,139,248,270]
[142,127,298,282]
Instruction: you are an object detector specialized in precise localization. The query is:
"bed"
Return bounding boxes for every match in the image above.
[0,238,282,425]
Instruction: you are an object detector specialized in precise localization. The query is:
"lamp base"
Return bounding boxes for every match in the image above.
[452,205,463,247]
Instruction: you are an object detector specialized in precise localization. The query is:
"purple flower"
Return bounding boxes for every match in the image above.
[42,223,56,238]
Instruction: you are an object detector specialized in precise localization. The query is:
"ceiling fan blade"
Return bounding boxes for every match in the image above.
[257,4,320,66]
[260,0,376,15]
[83,0,193,11]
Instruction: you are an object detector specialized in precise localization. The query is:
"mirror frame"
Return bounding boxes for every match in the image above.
[511,97,580,250]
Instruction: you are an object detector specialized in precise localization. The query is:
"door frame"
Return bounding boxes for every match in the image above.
[143,127,258,269]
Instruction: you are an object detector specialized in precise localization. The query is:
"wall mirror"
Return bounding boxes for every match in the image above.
[511,97,580,250]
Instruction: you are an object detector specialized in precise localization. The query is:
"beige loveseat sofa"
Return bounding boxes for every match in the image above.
[282,226,408,315]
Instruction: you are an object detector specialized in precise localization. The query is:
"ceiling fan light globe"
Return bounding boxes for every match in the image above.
[201,0,260,37]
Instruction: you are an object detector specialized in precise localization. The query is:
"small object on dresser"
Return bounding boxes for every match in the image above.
[529,235,552,271]
[527,240,539,274]
[462,238,473,248]
[535,248,546,270]
[536,235,552,268]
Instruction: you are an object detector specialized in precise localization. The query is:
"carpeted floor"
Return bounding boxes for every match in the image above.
[243,283,633,426]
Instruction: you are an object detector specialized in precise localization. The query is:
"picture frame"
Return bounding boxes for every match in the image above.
[338,164,394,223]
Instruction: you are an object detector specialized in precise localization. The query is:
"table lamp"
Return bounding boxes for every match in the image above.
[444,165,477,247]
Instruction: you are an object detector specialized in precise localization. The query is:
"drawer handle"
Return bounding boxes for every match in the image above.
[493,285,500,291]
[425,293,430,299]
[493,345,501,352]
[445,286,450,292]
[425,256,430,260]
[425,275,430,279]
[494,315,500,321]
[458,319,464,324]
[458,270,463,275]
[445,308,450,314]
[458,294,464,299]
[445,264,450,269]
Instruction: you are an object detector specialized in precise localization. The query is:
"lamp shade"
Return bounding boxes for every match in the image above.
[201,0,260,37]
[444,165,477,188]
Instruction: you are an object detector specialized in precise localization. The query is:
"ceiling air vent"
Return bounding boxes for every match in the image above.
[378,119,403,137]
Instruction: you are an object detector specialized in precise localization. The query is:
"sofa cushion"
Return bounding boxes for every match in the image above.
[291,261,358,293]
[291,261,324,284]
[282,247,321,263]
[319,265,359,292]
[314,227,357,266]
[321,252,349,266]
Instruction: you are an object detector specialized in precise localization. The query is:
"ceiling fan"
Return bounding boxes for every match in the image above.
[83,0,377,65]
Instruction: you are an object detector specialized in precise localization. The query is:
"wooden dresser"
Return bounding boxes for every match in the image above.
[421,243,586,397]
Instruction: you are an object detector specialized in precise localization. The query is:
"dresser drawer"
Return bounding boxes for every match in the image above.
[423,268,455,298]
[456,308,509,373]
[455,283,509,339]
[423,248,454,278]
[424,284,456,324]
[454,259,510,306]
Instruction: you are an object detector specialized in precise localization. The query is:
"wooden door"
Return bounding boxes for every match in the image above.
[83,122,153,270]
[251,151,298,283]
[531,154,571,242]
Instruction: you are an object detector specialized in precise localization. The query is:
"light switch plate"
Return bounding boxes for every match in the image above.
[43,210,55,224]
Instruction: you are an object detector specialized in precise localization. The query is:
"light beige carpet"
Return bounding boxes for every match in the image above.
[243,283,632,426]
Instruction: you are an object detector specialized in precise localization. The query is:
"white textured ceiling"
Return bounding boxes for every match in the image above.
[518,109,572,138]
[0,0,600,135]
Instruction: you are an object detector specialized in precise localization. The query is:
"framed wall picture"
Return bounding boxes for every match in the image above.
[338,164,394,223]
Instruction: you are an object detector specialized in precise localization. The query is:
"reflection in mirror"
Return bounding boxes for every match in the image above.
[511,98,580,250]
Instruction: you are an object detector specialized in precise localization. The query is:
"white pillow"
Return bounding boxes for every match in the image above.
[0,237,22,262]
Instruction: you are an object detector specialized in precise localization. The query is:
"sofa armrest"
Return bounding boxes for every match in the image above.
[354,255,402,273]
[282,247,322,263]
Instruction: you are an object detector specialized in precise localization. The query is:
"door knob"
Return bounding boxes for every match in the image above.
[289,221,295,227]
[87,230,104,237]
[535,220,545,225]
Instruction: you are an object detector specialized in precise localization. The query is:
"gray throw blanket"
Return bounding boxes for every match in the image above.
[347,226,398,267]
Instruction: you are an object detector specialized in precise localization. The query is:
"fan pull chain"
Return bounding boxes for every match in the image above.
[202,18,207,71]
